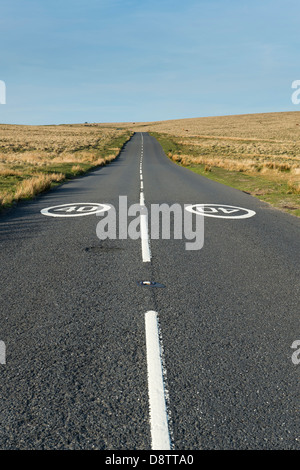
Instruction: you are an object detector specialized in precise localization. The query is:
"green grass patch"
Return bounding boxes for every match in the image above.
[150,132,182,156]
[187,164,300,217]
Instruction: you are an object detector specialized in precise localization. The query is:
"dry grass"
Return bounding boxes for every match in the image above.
[14,173,65,200]
[1,112,299,213]
[112,111,300,140]
[110,112,300,211]
[288,180,300,194]
[0,123,132,207]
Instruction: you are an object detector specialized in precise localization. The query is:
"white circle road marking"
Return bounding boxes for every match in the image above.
[185,204,256,219]
[41,203,111,217]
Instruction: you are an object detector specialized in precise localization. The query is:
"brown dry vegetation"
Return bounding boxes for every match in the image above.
[112,112,300,205]
[1,112,300,213]
[0,123,132,207]
[113,110,300,140]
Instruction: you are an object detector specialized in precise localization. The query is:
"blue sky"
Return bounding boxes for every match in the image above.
[0,0,299,124]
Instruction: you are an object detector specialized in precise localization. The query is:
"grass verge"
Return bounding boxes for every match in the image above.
[0,126,133,210]
[150,131,300,217]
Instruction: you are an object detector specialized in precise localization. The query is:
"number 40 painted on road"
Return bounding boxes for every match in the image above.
[185,204,256,219]
[198,207,239,214]
[54,205,98,213]
[41,203,110,217]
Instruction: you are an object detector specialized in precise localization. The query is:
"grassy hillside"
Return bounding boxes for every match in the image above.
[1,112,299,216]
[114,112,300,216]
[0,124,132,208]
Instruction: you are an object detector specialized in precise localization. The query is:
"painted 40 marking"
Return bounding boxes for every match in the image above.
[185,204,256,219]
[41,203,110,217]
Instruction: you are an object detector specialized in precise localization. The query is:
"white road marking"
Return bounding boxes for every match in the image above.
[139,135,151,262]
[140,207,151,262]
[145,311,171,450]
[185,203,256,219]
[41,203,110,217]
[140,133,171,450]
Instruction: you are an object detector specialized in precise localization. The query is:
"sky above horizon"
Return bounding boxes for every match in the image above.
[0,0,300,125]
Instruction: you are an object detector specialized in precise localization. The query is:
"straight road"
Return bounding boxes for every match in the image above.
[0,132,299,449]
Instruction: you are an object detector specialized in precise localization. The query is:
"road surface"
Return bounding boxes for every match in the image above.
[0,132,299,450]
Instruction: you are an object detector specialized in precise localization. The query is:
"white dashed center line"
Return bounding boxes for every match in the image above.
[139,133,151,263]
[139,134,171,450]
[145,311,171,450]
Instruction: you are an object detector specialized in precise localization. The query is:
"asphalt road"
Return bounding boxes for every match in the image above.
[0,132,299,450]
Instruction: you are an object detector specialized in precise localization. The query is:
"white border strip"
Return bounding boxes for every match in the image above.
[145,311,171,450]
